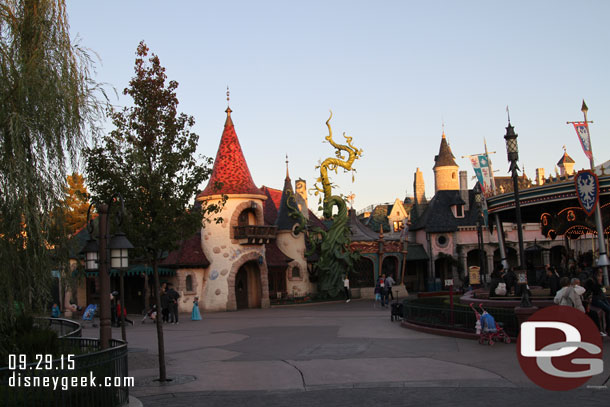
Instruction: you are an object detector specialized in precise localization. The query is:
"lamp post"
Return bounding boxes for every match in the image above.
[474,184,487,285]
[110,229,134,341]
[504,120,531,307]
[81,195,133,348]
[400,227,409,289]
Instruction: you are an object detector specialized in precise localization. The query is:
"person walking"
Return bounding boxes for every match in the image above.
[167,286,180,324]
[343,275,351,303]
[379,275,387,308]
[116,300,134,326]
[160,285,170,323]
[191,297,202,321]
[385,274,395,301]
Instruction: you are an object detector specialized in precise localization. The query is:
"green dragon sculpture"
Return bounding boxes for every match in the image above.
[289,111,362,298]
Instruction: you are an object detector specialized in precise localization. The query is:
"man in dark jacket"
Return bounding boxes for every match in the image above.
[167,286,180,324]
[160,286,170,323]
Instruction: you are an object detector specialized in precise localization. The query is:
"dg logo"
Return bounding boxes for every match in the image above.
[517,305,604,390]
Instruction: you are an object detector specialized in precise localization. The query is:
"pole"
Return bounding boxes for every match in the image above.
[582,104,609,285]
[511,167,526,269]
[98,204,111,349]
[120,269,126,341]
[495,214,509,270]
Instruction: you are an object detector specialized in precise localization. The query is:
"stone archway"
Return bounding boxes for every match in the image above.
[226,250,270,311]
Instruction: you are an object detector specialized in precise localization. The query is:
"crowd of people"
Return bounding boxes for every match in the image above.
[489,263,609,337]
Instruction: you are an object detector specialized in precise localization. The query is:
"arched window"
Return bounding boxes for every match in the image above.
[186,275,193,292]
[291,265,301,278]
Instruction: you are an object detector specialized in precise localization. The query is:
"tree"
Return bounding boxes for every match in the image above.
[85,42,222,381]
[0,0,104,356]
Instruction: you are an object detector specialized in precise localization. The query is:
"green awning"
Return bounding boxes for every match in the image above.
[405,244,429,261]
[86,265,175,277]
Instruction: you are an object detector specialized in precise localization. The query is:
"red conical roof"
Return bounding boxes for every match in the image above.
[198,108,265,198]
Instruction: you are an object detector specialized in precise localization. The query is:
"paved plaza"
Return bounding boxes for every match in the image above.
[81,300,610,406]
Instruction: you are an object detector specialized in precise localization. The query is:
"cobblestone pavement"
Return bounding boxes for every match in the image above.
[79,300,610,407]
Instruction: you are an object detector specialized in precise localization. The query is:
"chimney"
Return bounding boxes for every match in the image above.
[459,170,469,211]
[295,178,309,220]
[536,168,545,186]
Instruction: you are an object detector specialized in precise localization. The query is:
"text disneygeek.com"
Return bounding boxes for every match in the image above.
[8,372,135,391]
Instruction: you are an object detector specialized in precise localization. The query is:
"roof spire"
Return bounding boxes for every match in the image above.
[225,87,233,125]
[442,120,445,138]
[506,105,511,124]
[285,154,290,180]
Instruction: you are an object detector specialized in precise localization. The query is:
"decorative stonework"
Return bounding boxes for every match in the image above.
[221,268,229,276]
[213,247,221,254]
[215,288,221,295]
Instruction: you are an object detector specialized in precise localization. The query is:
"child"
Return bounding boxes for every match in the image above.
[191,297,202,321]
[51,303,60,318]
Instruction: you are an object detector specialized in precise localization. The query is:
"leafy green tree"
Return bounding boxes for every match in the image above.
[86,41,222,381]
[0,0,104,356]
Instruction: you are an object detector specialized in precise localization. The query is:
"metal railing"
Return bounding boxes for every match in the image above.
[37,317,82,338]
[0,337,129,407]
[402,298,519,337]
[233,225,277,244]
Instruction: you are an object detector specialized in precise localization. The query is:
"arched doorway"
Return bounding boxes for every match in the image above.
[434,256,453,282]
[235,260,262,309]
[352,257,375,287]
[381,256,399,280]
[467,249,485,269]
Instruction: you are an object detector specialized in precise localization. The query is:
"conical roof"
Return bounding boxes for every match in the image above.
[198,107,265,198]
[433,132,458,168]
[275,164,298,231]
[557,151,575,166]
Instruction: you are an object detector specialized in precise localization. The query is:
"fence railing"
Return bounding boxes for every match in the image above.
[402,298,519,337]
[36,317,82,338]
[0,337,129,407]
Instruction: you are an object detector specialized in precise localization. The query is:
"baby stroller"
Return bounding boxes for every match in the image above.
[470,303,511,345]
[141,304,157,324]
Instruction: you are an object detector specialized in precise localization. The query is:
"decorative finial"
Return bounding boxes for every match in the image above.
[442,121,445,137]
[285,154,290,179]
[225,86,232,116]
[506,105,511,124]
[581,99,588,114]
[563,145,567,154]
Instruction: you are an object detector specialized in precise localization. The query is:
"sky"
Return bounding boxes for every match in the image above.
[66,0,610,213]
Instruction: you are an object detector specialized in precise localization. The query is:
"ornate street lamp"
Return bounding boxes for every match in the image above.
[504,119,530,306]
[110,229,134,341]
[400,227,409,288]
[81,195,133,348]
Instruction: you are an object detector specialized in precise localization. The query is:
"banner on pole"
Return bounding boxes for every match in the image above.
[572,122,593,160]
[469,154,494,197]
[575,170,599,217]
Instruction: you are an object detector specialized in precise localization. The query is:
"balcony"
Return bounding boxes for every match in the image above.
[233,225,277,245]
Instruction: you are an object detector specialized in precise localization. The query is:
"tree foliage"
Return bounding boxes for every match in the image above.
[0,0,104,356]
[85,41,222,380]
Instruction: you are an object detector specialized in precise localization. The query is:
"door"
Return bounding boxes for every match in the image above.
[235,266,249,309]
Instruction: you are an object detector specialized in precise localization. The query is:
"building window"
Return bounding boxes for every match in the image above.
[437,235,448,248]
[456,205,464,218]
[186,275,193,292]
[291,266,301,279]
[452,172,456,179]
[393,221,403,232]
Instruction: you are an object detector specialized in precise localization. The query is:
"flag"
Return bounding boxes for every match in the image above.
[469,154,491,227]
[572,122,593,160]
[469,154,494,197]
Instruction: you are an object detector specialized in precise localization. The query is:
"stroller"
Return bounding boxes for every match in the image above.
[141,304,157,324]
[390,289,403,321]
[469,303,511,345]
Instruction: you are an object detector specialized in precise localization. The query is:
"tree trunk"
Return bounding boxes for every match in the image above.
[152,257,167,381]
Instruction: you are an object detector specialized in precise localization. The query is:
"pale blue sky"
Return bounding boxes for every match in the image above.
[67,0,610,211]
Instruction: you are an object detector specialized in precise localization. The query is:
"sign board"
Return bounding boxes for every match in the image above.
[468,266,481,285]
[445,279,454,287]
